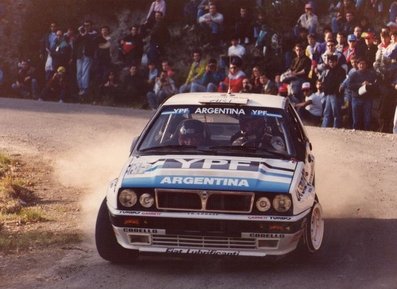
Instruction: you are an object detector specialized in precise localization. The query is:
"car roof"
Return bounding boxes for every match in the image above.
[162,93,288,109]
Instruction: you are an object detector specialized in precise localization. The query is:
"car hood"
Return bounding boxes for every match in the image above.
[120,155,297,193]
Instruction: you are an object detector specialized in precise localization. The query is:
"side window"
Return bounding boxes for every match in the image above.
[287,104,307,160]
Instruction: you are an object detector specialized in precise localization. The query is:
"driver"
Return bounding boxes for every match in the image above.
[231,116,265,147]
[178,119,206,146]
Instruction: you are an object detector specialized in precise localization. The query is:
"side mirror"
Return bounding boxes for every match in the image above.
[130,137,138,155]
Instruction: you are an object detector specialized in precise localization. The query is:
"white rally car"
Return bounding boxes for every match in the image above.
[95,93,324,262]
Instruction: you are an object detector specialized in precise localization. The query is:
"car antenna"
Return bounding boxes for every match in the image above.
[227,55,232,94]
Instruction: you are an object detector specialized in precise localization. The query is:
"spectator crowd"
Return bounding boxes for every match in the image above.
[6,0,397,133]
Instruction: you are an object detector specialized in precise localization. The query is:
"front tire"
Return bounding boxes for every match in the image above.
[95,198,138,263]
[300,200,324,253]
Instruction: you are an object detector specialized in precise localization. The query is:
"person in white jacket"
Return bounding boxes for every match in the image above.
[198,3,224,46]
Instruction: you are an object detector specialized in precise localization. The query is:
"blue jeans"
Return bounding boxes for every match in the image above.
[322,94,342,128]
[76,56,92,93]
[191,82,218,92]
[352,97,373,130]
[147,91,168,110]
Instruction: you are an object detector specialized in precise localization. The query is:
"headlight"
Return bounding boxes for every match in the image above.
[272,195,292,213]
[256,197,271,212]
[119,189,137,208]
[139,193,155,208]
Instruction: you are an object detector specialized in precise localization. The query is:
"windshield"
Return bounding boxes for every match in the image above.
[138,105,295,158]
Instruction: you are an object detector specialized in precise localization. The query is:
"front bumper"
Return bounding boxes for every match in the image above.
[109,207,310,257]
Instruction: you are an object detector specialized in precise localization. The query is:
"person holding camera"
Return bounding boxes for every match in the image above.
[190,58,225,92]
[147,70,177,110]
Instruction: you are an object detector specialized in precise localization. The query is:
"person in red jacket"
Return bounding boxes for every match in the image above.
[218,63,246,93]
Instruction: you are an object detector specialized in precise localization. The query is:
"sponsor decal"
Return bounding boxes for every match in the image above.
[194,107,245,115]
[242,232,285,238]
[162,108,190,115]
[123,228,164,234]
[247,216,292,221]
[187,212,219,216]
[160,176,249,187]
[166,248,240,256]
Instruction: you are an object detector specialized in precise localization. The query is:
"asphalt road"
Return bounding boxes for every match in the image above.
[0,97,396,289]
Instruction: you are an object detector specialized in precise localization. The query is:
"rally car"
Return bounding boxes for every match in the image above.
[95,93,324,262]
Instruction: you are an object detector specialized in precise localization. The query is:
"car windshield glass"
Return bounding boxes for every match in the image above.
[138,105,294,157]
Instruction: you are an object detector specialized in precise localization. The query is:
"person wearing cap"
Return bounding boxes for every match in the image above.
[347,58,378,130]
[295,80,325,125]
[317,39,348,75]
[40,66,68,103]
[177,119,206,146]
[319,54,346,128]
[362,31,377,64]
[343,34,357,67]
[296,3,319,36]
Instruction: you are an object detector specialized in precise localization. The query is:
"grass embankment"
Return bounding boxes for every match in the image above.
[0,152,80,254]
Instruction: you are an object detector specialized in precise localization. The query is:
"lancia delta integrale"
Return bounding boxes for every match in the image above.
[95,93,324,262]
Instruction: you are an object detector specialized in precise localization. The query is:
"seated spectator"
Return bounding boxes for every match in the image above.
[234,6,252,44]
[240,78,253,93]
[259,72,278,95]
[144,61,159,94]
[197,0,212,19]
[99,71,122,105]
[11,59,39,99]
[306,33,322,63]
[40,66,69,102]
[122,65,146,105]
[191,58,225,92]
[294,81,325,125]
[296,2,319,36]
[280,43,311,84]
[228,35,246,60]
[218,63,246,93]
[119,25,144,67]
[250,66,262,93]
[147,70,177,110]
[198,3,224,46]
[179,50,207,93]
[161,59,175,78]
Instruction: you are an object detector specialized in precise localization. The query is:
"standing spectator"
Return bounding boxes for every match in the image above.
[296,2,319,36]
[144,0,166,32]
[294,81,325,125]
[317,39,348,75]
[319,54,346,128]
[119,25,144,67]
[51,29,72,73]
[218,63,246,93]
[342,11,357,35]
[11,59,39,99]
[348,58,378,130]
[353,26,367,59]
[362,32,377,64]
[336,32,348,54]
[234,6,252,44]
[41,22,58,81]
[306,33,322,63]
[147,70,177,110]
[122,65,146,105]
[198,3,224,46]
[147,12,170,66]
[340,56,359,128]
[74,22,97,98]
[191,58,225,92]
[95,26,112,84]
[344,34,358,67]
[40,66,68,102]
[179,50,207,93]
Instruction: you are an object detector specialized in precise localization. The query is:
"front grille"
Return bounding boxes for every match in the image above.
[152,234,257,249]
[155,189,254,213]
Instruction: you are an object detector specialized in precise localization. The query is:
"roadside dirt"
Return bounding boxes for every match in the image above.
[0,97,396,289]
